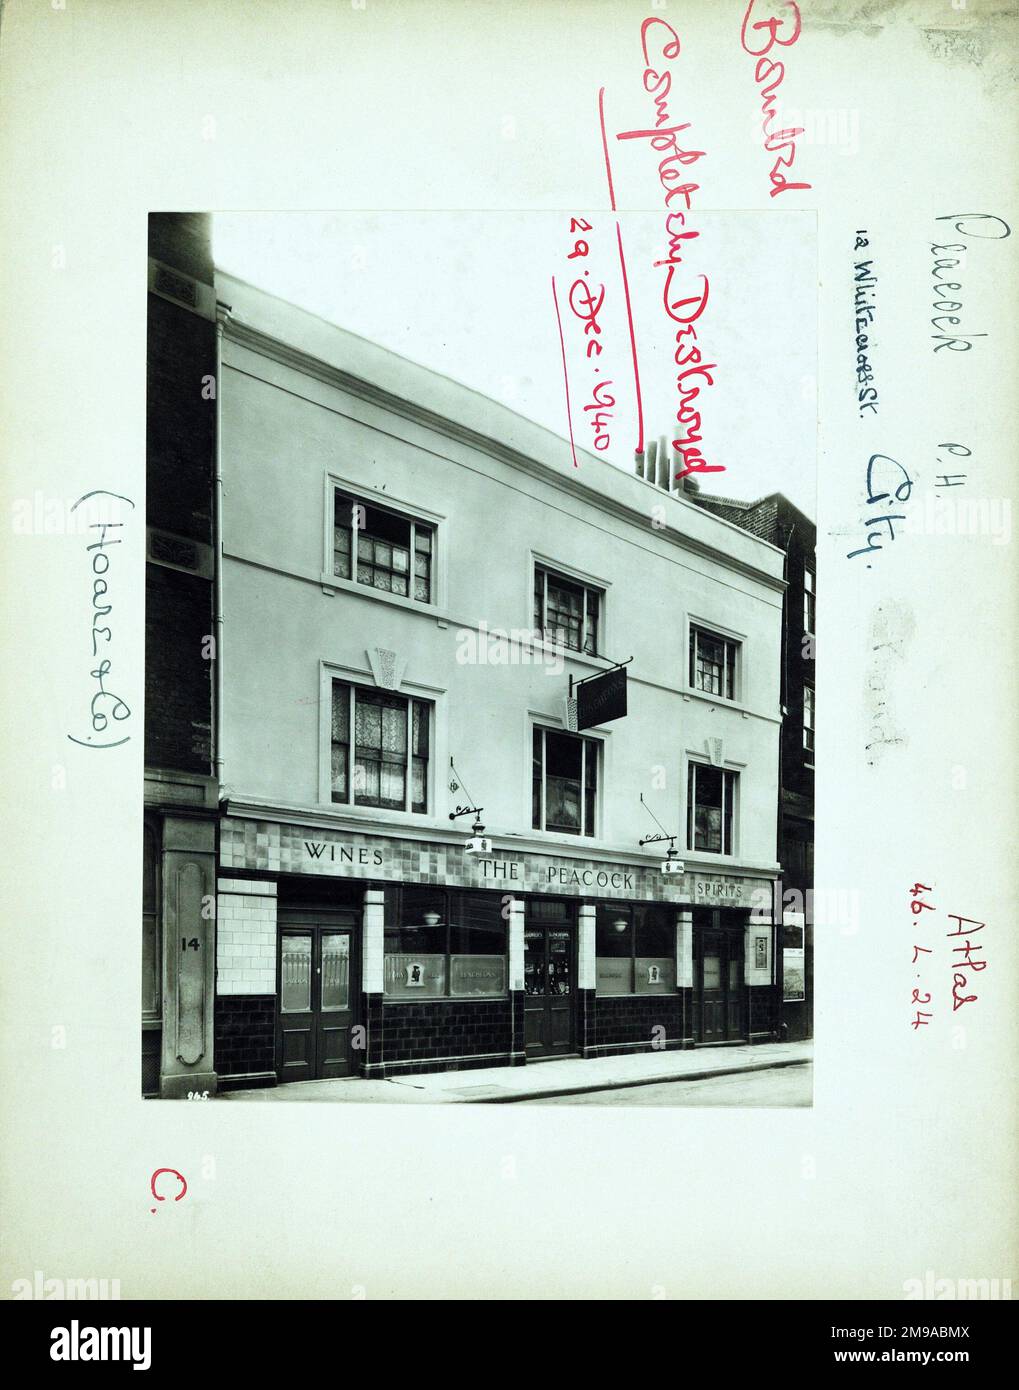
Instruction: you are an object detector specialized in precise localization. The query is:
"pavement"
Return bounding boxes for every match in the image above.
[218,1039,812,1105]
[520,1062,812,1106]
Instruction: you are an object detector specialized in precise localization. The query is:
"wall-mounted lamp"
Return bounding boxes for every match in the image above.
[638,793,685,876]
[449,756,493,854]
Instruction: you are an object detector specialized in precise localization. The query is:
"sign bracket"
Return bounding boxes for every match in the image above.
[569,655,633,700]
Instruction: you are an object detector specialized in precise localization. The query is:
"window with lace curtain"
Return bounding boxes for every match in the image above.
[331,680,430,813]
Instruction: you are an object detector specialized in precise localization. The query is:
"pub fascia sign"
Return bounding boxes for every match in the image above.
[300,839,752,907]
[304,841,384,866]
[691,875,748,906]
[475,856,639,892]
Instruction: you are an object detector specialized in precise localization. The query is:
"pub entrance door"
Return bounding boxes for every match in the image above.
[523,899,577,1059]
[277,912,359,1082]
[694,919,747,1044]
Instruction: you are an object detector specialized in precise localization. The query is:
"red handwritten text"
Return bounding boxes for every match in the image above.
[617,16,722,482]
[740,1,812,200]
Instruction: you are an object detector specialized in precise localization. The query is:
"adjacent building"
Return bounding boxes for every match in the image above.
[687,485,816,1042]
[143,214,221,1097]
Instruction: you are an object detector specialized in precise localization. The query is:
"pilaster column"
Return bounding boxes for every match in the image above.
[360,888,386,1075]
[577,903,596,990]
[362,889,385,994]
[677,907,694,1048]
[676,908,694,988]
[745,907,778,1042]
[577,902,597,1055]
[507,897,526,1064]
[508,897,525,991]
[159,815,217,1098]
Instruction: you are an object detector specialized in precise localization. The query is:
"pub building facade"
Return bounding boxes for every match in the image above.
[181,270,790,1091]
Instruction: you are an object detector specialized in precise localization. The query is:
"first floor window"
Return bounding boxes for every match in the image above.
[532,727,598,836]
[331,680,430,812]
[803,684,815,754]
[383,887,507,999]
[595,904,676,995]
[687,763,737,855]
[534,565,601,655]
[690,626,739,700]
[334,489,434,604]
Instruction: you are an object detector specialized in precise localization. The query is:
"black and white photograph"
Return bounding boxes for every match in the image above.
[142,209,815,1107]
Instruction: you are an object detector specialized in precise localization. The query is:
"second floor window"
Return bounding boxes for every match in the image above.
[803,684,815,755]
[804,567,815,634]
[331,680,430,813]
[534,566,600,655]
[690,627,739,700]
[532,727,598,837]
[687,762,737,855]
[334,491,434,604]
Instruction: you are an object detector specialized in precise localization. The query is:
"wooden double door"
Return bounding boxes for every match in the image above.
[523,901,577,1059]
[277,913,359,1081]
[695,924,747,1044]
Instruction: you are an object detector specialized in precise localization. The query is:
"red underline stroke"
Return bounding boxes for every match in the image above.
[597,86,617,212]
[551,276,579,468]
[614,223,644,456]
[599,85,644,455]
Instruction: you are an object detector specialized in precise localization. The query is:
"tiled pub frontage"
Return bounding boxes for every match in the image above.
[214,818,780,1090]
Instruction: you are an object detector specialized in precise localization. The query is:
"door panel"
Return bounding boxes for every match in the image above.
[700,933,725,1044]
[696,926,748,1044]
[318,929,354,1079]
[523,912,576,1058]
[277,919,359,1082]
[279,931,315,1082]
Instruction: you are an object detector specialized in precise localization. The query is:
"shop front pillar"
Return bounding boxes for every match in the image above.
[361,888,385,1075]
[577,902,596,1055]
[159,815,217,1098]
[745,912,778,1041]
[508,897,525,1065]
[780,908,806,1041]
[677,908,694,1047]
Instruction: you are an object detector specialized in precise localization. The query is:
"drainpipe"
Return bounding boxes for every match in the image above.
[213,303,230,786]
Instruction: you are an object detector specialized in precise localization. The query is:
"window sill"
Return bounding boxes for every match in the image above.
[382,994,509,1005]
[682,686,749,714]
[319,570,450,621]
[595,992,680,1000]
[325,801,437,825]
[530,829,603,848]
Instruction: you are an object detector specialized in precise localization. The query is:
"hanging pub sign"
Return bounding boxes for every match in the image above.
[576,663,628,730]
